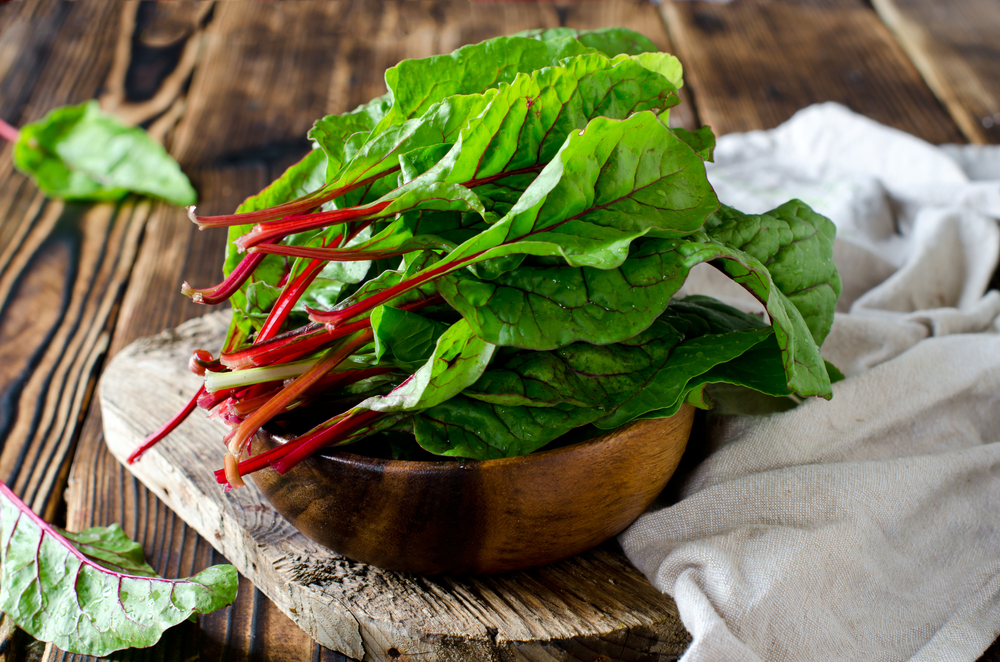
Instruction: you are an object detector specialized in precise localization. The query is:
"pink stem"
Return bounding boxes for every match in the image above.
[0,117,18,143]
[128,385,206,463]
[235,200,392,250]
[181,238,277,305]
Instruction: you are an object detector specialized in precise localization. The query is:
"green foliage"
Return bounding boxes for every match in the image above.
[12,100,195,205]
[199,28,841,469]
[0,484,236,656]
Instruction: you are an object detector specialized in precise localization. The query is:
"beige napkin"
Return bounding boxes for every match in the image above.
[621,103,1000,662]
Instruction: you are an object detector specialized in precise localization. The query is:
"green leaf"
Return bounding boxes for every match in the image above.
[704,201,841,345]
[0,483,237,656]
[13,101,195,205]
[672,230,834,397]
[515,26,658,58]
[412,298,779,458]
[308,95,391,170]
[357,318,495,413]
[371,305,451,371]
[375,35,592,131]
[419,52,682,191]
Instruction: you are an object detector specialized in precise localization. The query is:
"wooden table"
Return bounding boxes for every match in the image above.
[0,0,996,660]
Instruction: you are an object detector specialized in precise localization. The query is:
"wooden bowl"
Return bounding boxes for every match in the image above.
[248,404,694,575]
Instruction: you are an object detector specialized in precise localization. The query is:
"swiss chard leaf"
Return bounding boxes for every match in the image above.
[0,483,237,656]
[411,298,778,458]
[13,101,196,205]
[419,52,682,189]
[308,94,390,169]
[434,111,717,273]
[516,27,658,59]
[704,201,841,345]
[374,35,592,131]
[358,318,495,413]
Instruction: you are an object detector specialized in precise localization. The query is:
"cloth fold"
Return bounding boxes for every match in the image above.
[620,103,1000,661]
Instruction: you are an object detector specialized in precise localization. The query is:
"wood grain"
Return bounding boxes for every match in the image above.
[657,0,963,143]
[870,0,1000,144]
[99,312,692,662]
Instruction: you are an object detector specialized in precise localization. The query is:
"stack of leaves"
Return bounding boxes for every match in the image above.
[140,28,842,486]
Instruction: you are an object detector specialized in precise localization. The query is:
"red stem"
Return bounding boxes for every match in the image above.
[308,258,472,325]
[235,200,391,250]
[270,409,382,473]
[227,330,373,454]
[248,243,424,262]
[181,238,277,305]
[190,169,399,228]
[128,385,206,463]
[0,117,18,143]
[254,250,332,344]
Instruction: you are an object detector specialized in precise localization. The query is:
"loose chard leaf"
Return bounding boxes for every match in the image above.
[13,101,195,205]
[0,483,236,656]
[411,298,780,459]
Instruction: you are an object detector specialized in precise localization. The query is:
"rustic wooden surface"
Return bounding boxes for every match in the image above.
[870,0,1000,145]
[0,0,996,660]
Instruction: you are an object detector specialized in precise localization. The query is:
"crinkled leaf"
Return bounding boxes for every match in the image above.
[13,101,195,205]
[517,27,659,59]
[419,52,682,191]
[0,483,237,656]
[673,230,834,397]
[308,94,390,169]
[411,298,778,458]
[704,201,841,345]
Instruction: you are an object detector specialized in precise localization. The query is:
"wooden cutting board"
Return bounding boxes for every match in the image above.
[99,312,691,662]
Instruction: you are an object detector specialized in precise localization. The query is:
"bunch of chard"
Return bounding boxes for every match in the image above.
[132,28,842,488]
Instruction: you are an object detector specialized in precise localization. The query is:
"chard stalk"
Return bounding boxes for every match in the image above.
[225,329,373,456]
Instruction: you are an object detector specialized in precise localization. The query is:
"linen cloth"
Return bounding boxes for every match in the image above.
[619,103,1000,662]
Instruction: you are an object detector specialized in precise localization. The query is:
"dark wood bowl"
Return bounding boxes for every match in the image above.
[248,405,695,575]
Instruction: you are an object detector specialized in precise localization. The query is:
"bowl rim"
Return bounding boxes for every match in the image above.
[258,404,693,474]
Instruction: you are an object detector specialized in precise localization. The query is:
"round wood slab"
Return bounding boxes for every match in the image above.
[99,313,691,662]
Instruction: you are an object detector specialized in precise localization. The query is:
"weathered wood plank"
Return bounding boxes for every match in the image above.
[658,0,964,143]
[871,0,1000,144]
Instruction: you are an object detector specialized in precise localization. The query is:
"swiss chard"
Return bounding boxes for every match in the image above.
[129,28,840,489]
[0,482,237,656]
